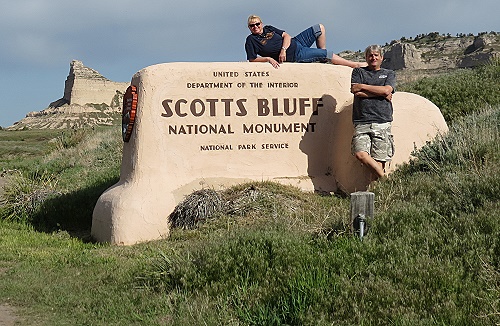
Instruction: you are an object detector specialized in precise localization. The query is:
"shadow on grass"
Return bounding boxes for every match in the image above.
[31,176,119,242]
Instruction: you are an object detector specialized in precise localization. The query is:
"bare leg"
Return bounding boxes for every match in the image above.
[316,24,365,68]
[355,151,385,179]
[316,24,327,49]
[331,53,367,68]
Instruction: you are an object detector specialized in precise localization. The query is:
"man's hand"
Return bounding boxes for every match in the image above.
[249,57,280,68]
[350,83,362,94]
[268,57,280,69]
[279,49,286,63]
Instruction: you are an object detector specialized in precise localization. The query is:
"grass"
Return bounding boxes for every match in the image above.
[0,129,62,167]
[0,62,499,325]
[399,59,500,122]
[0,126,121,232]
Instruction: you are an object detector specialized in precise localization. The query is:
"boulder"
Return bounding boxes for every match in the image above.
[91,62,448,245]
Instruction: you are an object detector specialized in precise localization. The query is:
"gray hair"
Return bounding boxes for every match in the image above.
[364,45,383,57]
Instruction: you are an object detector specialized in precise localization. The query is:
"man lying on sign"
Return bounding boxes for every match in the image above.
[245,15,366,69]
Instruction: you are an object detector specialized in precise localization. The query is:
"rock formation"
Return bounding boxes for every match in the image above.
[8,60,129,130]
[458,34,499,68]
[340,32,499,72]
[61,60,129,107]
[382,43,425,70]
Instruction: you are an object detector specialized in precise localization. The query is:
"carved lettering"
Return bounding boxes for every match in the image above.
[244,71,270,77]
[257,98,322,116]
[243,123,316,134]
[267,82,299,88]
[261,143,289,149]
[212,71,239,77]
[168,124,234,135]
[200,144,233,151]
[186,82,233,88]
[238,144,257,150]
[164,98,321,118]
[162,99,248,118]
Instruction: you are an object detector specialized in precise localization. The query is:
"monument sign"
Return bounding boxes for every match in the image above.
[91,62,448,245]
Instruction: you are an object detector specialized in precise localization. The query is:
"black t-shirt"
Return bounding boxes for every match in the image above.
[351,67,396,124]
[245,25,297,62]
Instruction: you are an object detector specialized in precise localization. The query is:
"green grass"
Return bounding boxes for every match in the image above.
[399,59,500,122]
[0,129,62,166]
[0,126,121,232]
[0,62,499,325]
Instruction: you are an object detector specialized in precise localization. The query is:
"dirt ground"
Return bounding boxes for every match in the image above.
[0,304,18,326]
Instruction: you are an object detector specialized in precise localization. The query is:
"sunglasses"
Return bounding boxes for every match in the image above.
[248,22,261,28]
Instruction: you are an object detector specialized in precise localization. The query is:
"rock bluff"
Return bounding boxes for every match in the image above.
[8,60,128,130]
[340,32,499,77]
[61,60,129,107]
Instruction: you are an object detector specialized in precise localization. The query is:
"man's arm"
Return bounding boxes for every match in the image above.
[249,57,280,68]
[351,83,393,97]
[351,83,393,101]
[279,32,291,63]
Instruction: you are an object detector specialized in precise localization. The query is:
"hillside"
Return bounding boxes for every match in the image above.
[343,31,499,83]
[6,31,499,130]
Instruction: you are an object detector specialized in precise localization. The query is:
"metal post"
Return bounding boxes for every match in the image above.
[351,192,374,240]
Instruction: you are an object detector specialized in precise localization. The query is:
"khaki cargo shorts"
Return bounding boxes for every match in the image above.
[351,122,395,162]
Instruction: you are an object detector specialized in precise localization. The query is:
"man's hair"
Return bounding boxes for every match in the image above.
[247,15,262,25]
[364,45,383,57]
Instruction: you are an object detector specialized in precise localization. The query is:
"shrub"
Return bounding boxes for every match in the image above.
[49,128,89,150]
[399,59,500,122]
[0,170,59,223]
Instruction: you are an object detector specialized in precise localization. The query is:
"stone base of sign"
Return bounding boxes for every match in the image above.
[91,62,448,245]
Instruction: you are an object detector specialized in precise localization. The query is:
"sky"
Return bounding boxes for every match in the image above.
[0,0,498,128]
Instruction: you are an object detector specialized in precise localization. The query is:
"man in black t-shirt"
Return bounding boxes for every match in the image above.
[350,45,396,179]
[245,15,364,69]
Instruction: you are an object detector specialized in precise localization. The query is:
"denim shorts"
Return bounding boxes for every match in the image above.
[293,24,332,63]
[351,122,395,162]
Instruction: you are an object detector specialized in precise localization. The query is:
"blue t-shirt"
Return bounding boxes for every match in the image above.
[351,67,396,124]
[245,25,297,62]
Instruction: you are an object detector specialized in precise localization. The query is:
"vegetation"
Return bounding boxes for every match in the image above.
[400,59,500,122]
[0,129,62,165]
[388,31,498,47]
[0,62,499,325]
[0,127,121,232]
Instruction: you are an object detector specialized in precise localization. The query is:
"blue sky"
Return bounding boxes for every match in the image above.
[0,0,498,127]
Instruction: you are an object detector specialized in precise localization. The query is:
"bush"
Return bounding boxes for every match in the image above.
[400,59,500,122]
[49,128,89,150]
[0,127,121,231]
[0,170,60,223]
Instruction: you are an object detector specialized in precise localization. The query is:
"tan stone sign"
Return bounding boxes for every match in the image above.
[91,62,448,245]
